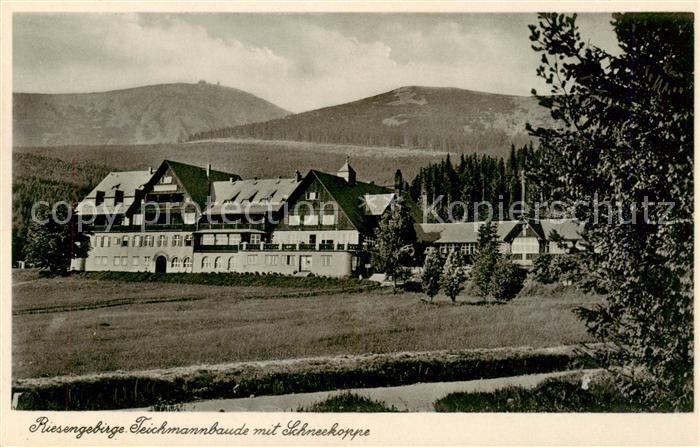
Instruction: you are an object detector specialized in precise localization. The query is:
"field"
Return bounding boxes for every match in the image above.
[12,270,602,380]
[15,138,447,185]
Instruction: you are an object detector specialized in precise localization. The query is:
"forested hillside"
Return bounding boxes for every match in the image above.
[409,143,550,222]
[12,153,114,262]
[13,82,289,146]
[188,86,553,158]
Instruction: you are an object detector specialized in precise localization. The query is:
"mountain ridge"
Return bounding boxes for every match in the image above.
[13,82,290,147]
[188,85,553,158]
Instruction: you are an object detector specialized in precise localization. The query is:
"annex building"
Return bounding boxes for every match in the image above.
[416,218,584,266]
[74,160,395,277]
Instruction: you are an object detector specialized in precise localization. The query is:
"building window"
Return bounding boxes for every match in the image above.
[215,234,228,245]
[201,256,211,269]
[144,235,153,247]
[183,212,196,225]
[98,236,105,248]
[114,190,124,205]
[202,234,215,245]
[157,235,167,247]
[121,236,129,247]
[132,235,139,247]
[113,257,119,266]
[288,215,300,226]
[185,234,193,246]
[101,257,108,266]
[265,255,278,265]
[285,255,295,266]
[171,257,180,268]
[95,191,105,206]
[228,257,237,270]
[144,256,151,267]
[214,257,223,270]
[321,239,334,245]
[183,257,192,269]
[229,234,241,244]
[321,213,336,226]
[303,214,318,226]
[172,235,182,247]
[306,191,318,200]
[321,255,332,266]
[246,254,257,265]
[121,256,128,266]
[132,256,139,266]
[250,234,261,245]
[132,214,143,225]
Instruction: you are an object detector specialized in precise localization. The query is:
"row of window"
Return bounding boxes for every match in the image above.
[200,233,261,246]
[94,190,124,206]
[286,214,336,226]
[93,256,194,269]
[198,254,332,269]
[95,234,192,248]
[438,243,478,255]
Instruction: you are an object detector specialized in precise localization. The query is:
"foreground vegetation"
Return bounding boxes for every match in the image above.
[433,373,679,412]
[300,393,398,412]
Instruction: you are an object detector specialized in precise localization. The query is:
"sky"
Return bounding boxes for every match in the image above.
[13,13,619,113]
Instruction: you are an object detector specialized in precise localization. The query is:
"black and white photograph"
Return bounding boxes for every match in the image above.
[1,2,697,445]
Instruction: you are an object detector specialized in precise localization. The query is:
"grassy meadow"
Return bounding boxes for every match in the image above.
[12,270,602,380]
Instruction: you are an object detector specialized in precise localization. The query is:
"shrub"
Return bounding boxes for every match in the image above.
[440,251,467,303]
[420,250,443,301]
[532,254,555,284]
[489,257,526,302]
[300,393,398,412]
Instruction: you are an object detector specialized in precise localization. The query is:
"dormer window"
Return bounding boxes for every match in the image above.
[160,175,173,184]
[95,191,105,206]
[306,191,318,200]
[114,190,124,205]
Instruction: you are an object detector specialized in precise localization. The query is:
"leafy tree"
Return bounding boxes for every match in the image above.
[528,13,693,409]
[24,206,91,275]
[373,202,417,290]
[440,250,467,303]
[490,257,526,301]
[471,221,501,295]
[421,249,444,301]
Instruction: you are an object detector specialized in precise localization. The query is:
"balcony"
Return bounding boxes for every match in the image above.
[193,242,365,253]
[198,222,266,231]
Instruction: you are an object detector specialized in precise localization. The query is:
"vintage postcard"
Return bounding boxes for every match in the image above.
[0,1,698,445]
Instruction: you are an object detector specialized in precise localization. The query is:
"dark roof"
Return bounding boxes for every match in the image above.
[163,160,240,207]
[310,170,392,234]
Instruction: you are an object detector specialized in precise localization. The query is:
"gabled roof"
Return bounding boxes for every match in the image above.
[77,170,153,215]
[416,219,583,245]
[363,193,396,216]
[417,221,520,244]
[205,177,302,215]
[162,160,239,208]
[537,218,584,240]
[310,170,392,233]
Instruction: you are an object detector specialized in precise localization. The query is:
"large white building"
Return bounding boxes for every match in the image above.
[75,160,395,277]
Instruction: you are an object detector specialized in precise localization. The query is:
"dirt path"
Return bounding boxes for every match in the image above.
[135,369,601,412]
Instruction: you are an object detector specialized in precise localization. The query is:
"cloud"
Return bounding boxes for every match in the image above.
[13,13,617,112]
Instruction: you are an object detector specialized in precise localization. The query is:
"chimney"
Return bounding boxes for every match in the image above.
[205,163,211,178]
[295,170,302,181]
[229,177,235,184]
[148,167,153,174]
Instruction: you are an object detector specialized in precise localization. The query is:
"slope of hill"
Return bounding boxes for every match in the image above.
[188,86,553,158]
[13,83,290,146]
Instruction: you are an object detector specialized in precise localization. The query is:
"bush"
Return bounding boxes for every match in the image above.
[532,254,581,285]
[532,254,555,284]
[300,393,398,412]
[489,258,526,302]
